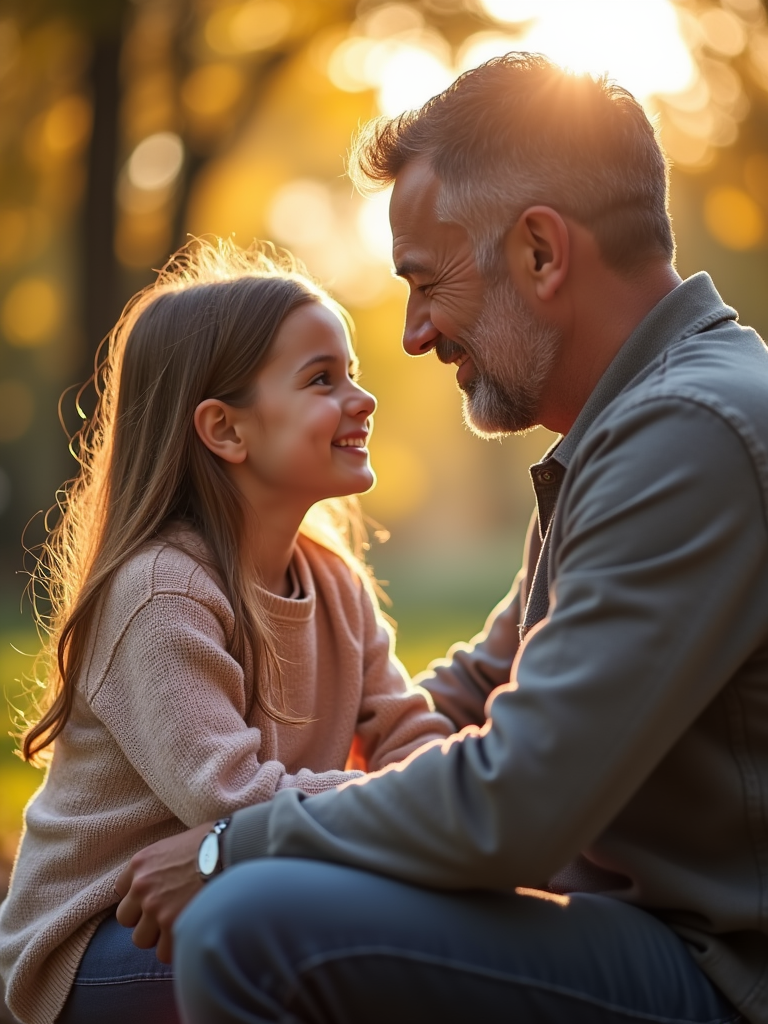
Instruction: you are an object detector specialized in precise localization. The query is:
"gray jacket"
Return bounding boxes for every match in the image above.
[226,274,768,1023]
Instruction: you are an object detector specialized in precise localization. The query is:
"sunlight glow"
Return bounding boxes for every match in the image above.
[330,0,709,164]
[474,0,696,101]
[376,44,454,117]
[480,0,541,21]
[267,180,397,307]
[356,186,394,263]
[328,0,765,268]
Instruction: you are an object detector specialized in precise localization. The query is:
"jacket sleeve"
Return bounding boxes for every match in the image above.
[352,584,454,772]
[86,589,357,827]
[224,398,768,887]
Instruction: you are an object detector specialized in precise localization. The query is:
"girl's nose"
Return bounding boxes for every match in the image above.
[349,382,377,418]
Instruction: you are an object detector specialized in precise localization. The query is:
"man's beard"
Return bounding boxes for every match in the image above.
[440,281,561,439]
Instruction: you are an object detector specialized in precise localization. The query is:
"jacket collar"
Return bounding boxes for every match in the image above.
[547,272,737,471]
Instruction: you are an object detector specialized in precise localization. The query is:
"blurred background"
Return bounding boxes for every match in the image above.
[1,0,768,896]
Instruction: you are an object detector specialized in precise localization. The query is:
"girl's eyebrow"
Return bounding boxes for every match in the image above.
[297,354,338,373]
[296,353,360,375]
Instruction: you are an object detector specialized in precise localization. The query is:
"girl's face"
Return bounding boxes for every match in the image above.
[235,301,376,510]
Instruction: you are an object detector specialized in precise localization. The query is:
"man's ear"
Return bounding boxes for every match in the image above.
[194,399,247,464]
[503,205,569,302]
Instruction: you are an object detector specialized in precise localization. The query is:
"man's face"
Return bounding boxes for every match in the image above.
[389,160,560,437]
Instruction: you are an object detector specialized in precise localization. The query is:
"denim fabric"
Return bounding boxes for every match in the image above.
[174,859,742,1024]
[56,911,179,1024]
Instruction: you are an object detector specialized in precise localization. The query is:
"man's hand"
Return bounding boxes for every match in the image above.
[114,821,213,963]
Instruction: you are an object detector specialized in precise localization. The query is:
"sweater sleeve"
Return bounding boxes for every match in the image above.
[86,587,353,827]
[352,585,454,773]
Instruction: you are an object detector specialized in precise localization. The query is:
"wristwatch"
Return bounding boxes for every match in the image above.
[197,818,231,882]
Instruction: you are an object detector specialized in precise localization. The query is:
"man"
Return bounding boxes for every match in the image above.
[116,54,768,1022]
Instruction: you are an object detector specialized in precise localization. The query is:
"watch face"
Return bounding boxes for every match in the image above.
[198,832,219,877]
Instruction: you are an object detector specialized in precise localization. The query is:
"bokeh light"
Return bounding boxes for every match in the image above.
[126,132,184,191]
[268,179,335,247]
[40,95,92,159]
[205,1,293,55]
[1,277,62,347]
[698,6,747,56]
[704,186,765,249]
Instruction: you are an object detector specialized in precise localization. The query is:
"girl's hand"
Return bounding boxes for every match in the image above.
[114,821,213,963]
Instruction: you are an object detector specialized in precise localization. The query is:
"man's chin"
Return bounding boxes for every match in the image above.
[461,381,539,438]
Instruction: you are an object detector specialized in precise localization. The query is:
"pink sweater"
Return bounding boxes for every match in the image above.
[0,531,453,1024]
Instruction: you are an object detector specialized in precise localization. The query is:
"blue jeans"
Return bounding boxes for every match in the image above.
[173,859,742,1024]
[57,911,179,1023]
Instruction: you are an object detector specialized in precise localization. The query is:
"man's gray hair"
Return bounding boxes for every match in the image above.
[349,52,674,278]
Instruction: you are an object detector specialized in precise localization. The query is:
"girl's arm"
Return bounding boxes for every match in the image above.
[352,586,455,772]
[85,579,358,827]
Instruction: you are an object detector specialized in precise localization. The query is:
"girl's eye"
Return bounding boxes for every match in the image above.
[309,371,331,386]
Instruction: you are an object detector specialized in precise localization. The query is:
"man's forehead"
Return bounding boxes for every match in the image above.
[389,159,441,234]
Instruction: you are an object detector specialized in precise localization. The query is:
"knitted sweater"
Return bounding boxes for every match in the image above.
[0,530,452,1024]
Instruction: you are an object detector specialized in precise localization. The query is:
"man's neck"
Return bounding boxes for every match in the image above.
[539,261,682,435]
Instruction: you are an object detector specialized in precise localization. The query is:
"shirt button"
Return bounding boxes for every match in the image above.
[539,470,554,483]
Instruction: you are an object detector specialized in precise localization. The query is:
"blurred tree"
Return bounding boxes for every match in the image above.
[0,0,767,613]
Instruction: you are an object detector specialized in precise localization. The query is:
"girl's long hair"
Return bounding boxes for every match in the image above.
[21,238,373,764]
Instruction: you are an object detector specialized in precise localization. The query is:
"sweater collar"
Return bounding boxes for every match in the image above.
[255,540,316,623]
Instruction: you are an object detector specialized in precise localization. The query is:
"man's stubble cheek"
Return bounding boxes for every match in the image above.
[463,281,560,438]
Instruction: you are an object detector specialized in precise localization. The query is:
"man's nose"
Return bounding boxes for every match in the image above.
[402,294,440,356]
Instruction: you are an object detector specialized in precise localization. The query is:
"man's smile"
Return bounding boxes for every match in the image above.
[435,337,476,389]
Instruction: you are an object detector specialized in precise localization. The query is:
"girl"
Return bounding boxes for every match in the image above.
[0,239,453,1024]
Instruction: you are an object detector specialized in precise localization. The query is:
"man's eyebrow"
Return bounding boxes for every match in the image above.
[393,260,430,280]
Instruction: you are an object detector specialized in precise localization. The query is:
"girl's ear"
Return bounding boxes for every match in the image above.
[194,399,247,464]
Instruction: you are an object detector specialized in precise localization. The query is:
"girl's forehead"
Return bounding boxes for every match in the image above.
[272,301,354,360]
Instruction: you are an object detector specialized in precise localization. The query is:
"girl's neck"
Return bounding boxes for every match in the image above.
[242,503,302,598]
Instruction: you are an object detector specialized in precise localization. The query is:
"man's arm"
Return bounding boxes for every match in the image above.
[220,399,768,888]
